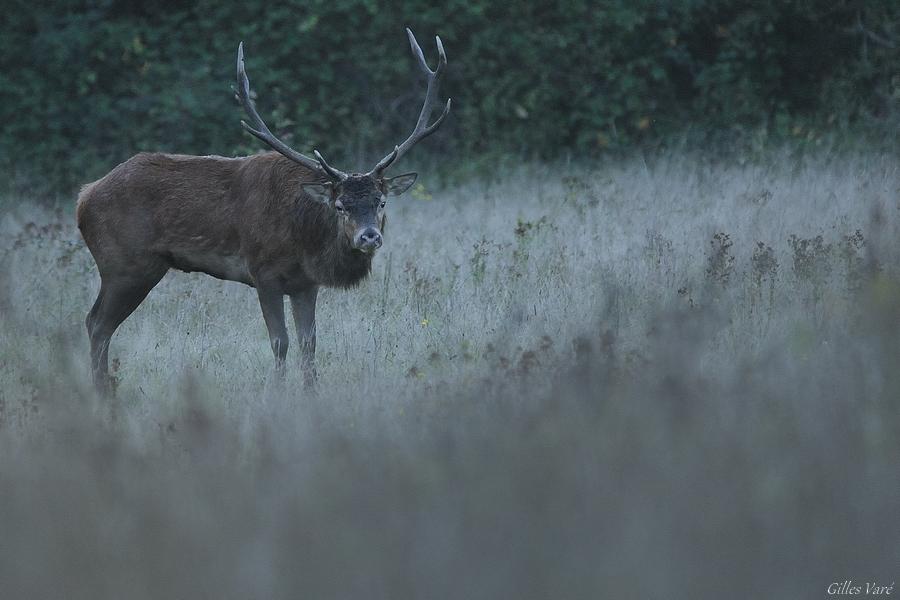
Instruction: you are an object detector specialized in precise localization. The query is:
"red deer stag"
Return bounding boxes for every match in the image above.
[77,29,450,393]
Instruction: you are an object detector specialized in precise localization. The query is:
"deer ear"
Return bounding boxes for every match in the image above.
[383,173,417,196]
[301,182,333,204]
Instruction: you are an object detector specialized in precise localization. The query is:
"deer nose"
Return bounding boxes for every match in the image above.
[355,227,382,251]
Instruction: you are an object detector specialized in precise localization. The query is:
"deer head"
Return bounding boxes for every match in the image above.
[235,28,450,254]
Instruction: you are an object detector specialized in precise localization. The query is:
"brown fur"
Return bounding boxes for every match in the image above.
[77,151,372,290]
[78,28,446,393]
[77,150,383,393]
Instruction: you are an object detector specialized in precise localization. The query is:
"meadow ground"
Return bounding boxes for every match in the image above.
[1,149,898,598]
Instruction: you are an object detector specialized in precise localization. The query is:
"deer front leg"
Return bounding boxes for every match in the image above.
[290,286,318,387]
[257,287,289,374]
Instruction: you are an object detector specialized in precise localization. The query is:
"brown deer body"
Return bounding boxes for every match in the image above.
[77,30,449,393]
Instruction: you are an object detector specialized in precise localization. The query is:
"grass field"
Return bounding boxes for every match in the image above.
[1,149,899,598]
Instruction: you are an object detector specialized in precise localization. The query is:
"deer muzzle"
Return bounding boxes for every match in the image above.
[353,227,383,253]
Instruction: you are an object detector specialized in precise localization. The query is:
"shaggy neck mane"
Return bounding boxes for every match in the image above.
[293,192,373,289]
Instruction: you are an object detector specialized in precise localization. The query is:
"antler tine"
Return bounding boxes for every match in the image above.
[369,29,451,175]
[368,145,399,175]
[407,29,428,73]
[314,150,348,181]
[236,43,343,179]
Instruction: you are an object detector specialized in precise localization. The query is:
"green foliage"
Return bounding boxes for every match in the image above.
[1,0,898,195]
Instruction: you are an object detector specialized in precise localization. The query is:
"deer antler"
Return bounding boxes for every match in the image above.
[314,150,347,181]
[235,43,347,181]
[369,29,451,175]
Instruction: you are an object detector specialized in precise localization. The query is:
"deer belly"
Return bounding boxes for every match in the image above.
[167,250,251,284]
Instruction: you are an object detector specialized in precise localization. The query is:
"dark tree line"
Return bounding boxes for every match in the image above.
[1,0,897,195]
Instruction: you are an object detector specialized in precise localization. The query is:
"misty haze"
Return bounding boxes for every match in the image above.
[1,2,898,599]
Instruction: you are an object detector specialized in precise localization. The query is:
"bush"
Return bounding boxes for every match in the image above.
[1,0,898,196]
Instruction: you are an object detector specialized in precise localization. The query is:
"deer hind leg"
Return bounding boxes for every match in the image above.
[87,271,165,394]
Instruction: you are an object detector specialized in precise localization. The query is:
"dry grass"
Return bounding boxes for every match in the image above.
[1,150,898,598]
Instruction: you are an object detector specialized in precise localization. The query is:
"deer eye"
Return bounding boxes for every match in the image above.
[334,200,347,213]
[379,200,386,209]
